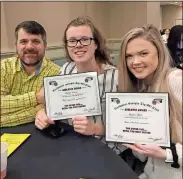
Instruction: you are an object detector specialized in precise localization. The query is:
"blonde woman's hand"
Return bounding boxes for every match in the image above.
[72,115,96,135]
[123,143,167,159]
[35,109,54,130]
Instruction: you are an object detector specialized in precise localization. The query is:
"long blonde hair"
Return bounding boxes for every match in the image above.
[118,24,182,144]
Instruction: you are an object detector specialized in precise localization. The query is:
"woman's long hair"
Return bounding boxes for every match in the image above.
[118,24,182,144]
[167,25,183,66]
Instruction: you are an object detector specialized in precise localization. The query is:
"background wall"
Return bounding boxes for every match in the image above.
[1,2,87,50]
[1,3,9,51]
[1,1,181,54]
[147,2,161,28]
[161,5,182,28]
[108,2,147,39]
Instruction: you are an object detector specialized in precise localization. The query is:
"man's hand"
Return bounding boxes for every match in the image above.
[72,115,96,135]
[35,108,54,130]
[36,87,45,104]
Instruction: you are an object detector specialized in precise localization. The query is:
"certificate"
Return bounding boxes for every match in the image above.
[106,93,170,147]
[44,72,101,120]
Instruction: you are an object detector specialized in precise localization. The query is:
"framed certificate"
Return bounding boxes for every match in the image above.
[106,93,170,147]
[44,72,101,120]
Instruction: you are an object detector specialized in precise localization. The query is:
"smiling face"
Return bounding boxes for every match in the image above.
[165,29,170,35]
[66,25,97,64]
[125,37,159,81]
[16,28,46,66]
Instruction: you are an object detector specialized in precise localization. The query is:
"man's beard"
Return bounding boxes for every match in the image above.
[20,58,42,67]
[18,49,44,67]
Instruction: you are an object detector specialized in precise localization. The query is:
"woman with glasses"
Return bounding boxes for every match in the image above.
[118,24,182,179]
[35,16,121,154]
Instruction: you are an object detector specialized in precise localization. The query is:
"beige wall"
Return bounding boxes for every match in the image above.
[1,1,110,51]
[108,2,161,39]
[147,2,161,28]
[1,1,161,52]
[2,2,86,50]
[108,2,147,39]
[85,2,110,37]
[1,3,9,51]
[162,5,182,28]
[160,6,163,29]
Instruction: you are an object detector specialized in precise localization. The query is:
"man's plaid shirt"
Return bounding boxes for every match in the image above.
[1,56,61,127]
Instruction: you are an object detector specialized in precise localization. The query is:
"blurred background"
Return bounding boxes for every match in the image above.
[1,1,182,66]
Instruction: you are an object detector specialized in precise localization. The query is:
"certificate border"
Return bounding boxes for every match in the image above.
[43,72,102,120]
[105,92,170,148]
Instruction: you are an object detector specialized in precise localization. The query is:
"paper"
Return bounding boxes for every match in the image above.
[106,92,170,147]
[44,72,102,120]
[0,133,31,156]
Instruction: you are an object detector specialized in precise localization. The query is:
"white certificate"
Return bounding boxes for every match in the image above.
[106,93,170,147]
[44,72,101,120]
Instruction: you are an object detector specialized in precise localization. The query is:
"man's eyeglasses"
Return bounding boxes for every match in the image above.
[66,37,95,47]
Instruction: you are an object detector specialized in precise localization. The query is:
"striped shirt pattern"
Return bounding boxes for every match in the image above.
[61,62,122,154]
[1,57,61,127]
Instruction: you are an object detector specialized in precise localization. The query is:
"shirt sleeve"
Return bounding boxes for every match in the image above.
[168,70,182,104]
[165,143,182,167]
[0,68,38,115]
[1,104,43,127]
[59,62,68,75]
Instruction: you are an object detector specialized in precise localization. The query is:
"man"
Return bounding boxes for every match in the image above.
[1,21,61,127]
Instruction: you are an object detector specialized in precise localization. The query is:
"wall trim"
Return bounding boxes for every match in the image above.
[1,39,121,60]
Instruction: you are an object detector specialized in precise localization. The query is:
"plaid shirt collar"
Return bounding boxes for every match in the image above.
[16,56,48,75]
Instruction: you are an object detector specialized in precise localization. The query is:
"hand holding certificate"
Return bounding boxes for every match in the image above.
[44,72,101,120]
[106,93,170,147]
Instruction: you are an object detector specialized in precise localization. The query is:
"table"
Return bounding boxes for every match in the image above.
[1,123,139,179]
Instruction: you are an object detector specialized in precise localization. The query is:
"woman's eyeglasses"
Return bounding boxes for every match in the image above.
[66,37,95,47]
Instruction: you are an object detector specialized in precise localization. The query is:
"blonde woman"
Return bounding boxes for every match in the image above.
[118,24,182,179]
